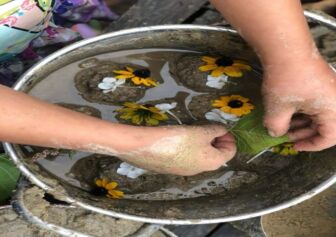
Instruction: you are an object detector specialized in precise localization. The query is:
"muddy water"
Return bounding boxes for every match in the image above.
[20,48,285,201]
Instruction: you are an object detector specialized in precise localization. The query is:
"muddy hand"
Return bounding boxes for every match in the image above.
[117,125,236,176]
[263,58,336,151]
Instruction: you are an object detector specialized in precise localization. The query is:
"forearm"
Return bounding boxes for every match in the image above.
[0,85,142,154]
[210,0,321,66]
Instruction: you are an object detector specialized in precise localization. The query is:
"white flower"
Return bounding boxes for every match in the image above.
[205,109,239,124]
[155,102,177,112]
[206,75,229,89]
[117,162,147,179]
[98,77,126,93]
[155,102,182,125]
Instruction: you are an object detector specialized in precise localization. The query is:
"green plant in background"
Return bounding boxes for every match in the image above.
[231,109,290,155]
[0,154,20,203]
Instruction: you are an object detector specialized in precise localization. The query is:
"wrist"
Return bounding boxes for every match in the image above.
[261,46,323,68]
[262,53,329,80]
[93,125,177,154]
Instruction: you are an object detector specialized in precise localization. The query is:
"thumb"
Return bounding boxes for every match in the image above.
[263,107,295,137]
[202,125,228,139]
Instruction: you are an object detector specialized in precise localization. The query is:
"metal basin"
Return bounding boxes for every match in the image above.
[4,11,336,225]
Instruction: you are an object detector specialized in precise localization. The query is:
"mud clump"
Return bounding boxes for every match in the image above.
[75,61,147,105]
[170,55,217,92]
[188,93,223,120]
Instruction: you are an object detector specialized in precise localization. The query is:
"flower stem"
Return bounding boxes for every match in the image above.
[167,111,183,125]
[246,148,272,164]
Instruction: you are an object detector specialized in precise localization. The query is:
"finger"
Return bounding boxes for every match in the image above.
[288,126,318,142]
[206,144,237,171]
[264,107,296,137]
[289,115,312,130]
[213,140,236,151]
[294,120,336,151]
[202,125,228,141]
[214,133,235,143]
[294,135,333,151]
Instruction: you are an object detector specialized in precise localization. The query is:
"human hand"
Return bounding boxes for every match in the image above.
[117,125,236,176]
[262,57,336,151]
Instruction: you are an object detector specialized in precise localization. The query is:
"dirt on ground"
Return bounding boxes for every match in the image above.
[262,185,336,237]
[0,186,169,237]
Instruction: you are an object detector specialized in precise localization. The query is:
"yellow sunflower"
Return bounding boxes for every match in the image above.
[199,56,251,77]
[272,143,299,156]
[212,95,255,116]
[92,178,124,199]
[113,66,158,87]
[116,102,168,126]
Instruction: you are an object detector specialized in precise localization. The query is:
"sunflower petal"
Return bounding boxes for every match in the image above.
[220,106,232,114]
[142,80,151,87]
[199,64,218,72]
[211,67,226,77]
[101,178,108,188]
[132,114,143,125]
[144,78,158,87]
[120,112,134,120]
[105,182,118,190]
[201,56,217,64]
[212,100,227,108]
[146,117,159,126]
[108,190,124,199]
[113,70,133,75]
[123,102,140,108]
[126,66,134,72]
[231,108,245,116]
[131,77,142,85]
[233,63,252,71]
[223,66,243,77]
[115,74,134,79]
[95,179,103,187]
[231,95,249,103]
[151,112,168,121]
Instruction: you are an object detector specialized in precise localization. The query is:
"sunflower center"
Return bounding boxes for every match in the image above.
[137,108,153,118]
[133,69,151,78]
[91,187,108,196]
[228,99,243,108]
[215,57,234,67]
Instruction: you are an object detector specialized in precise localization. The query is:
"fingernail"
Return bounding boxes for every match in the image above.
[268,130,277,137]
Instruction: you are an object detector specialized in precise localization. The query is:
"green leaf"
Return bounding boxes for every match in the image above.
[0,154,20,202]
[230,109,289,155]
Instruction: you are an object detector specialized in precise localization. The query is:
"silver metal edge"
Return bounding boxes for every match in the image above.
[4,16,336,224]
[304,10,336,29]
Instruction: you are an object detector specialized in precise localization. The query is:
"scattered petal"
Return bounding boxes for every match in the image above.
[205,109,239,124]
[155,102,177,112]
[206,75,229,89]
[117,162,148,179]
[98,77,126,93]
